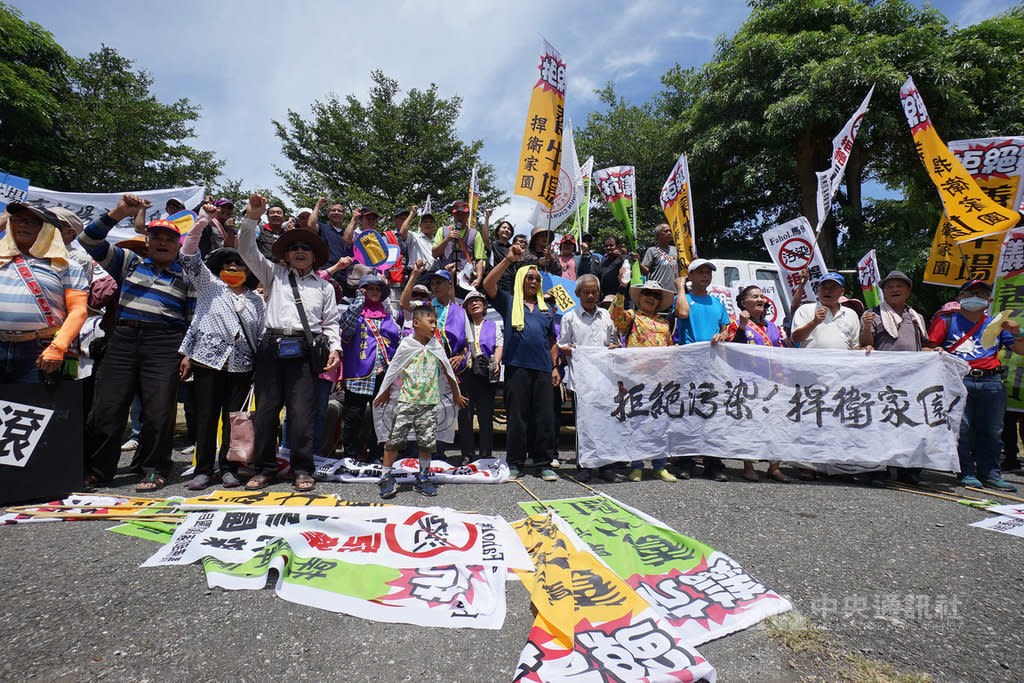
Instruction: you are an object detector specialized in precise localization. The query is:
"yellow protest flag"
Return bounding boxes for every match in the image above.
[660,152,698,268]
[514,40,566,210]
[901,78,1019,243]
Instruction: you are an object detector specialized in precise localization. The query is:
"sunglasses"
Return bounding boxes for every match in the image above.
[523,275,541,282]
[288,243,313,252]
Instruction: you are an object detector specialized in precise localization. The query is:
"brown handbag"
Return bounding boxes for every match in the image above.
[226,385,255,465]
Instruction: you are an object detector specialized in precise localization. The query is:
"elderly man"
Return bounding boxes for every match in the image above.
[791,272,860,349]
[0,203,89,384]
[257,204,288,259]
[434,200,486,283]
[78,194,195,491]
[308,198,354,283]
[558,273,620,481]
[640,223,679,293]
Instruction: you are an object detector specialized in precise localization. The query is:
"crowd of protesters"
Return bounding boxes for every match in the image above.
[1,195,1022,500]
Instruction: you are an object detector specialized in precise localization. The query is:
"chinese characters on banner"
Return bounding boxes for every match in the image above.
[924,137,1024,287]
[992,227,1024,412]
[514,40,565,211]
[815,86,874,233]
[510,513,715,683]
[572,344,968,471]
[529,118,583,232]
[762,216,828,307]
[857,249,881,308]
[0,172,30,212]
[570,156,594,240]
[660,152,698,269]
[900,78,1019,243]
[593,165,637,248]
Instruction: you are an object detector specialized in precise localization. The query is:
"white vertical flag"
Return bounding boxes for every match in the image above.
[530,117,583,230]
[815,85,874,233]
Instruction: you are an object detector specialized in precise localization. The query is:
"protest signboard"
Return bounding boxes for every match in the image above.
[900,78,1019,243]
[529,118,583,232]
[518,496,791,648]
[511,513,715,682]
[857,249,881,308]
[815,86,873,232]
[571,344,967,470]
[593,165,637,249]
[992,227,1024,411]
[731,280,782,324]
[924,136,1024,287]
[660,152,698,268]
[514,40,565,212]
[762,216,827,306]
[0,171,30,212]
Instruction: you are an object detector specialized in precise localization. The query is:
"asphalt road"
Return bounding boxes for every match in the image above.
[2,451,1022,683]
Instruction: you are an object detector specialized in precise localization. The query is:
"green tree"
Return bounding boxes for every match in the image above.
[274,69,504,216]
[0,3,74,185]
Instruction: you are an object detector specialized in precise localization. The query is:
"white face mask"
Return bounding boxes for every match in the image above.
[959,296,989,312]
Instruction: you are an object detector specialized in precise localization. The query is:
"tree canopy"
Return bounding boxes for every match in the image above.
[274,69,504,216]
[0,3,221,192]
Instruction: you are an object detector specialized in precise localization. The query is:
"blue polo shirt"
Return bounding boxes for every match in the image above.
[676,292,730,344]
[490,289,555,372]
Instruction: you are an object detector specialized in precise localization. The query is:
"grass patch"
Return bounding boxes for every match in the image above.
[767,611,932,683]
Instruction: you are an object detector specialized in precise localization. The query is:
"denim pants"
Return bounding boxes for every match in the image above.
[0,338,49,384]
[958,374,1007,480]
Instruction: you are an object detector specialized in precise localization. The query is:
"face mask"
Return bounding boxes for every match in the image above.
[220,269,247,288]
[959,296,989,312]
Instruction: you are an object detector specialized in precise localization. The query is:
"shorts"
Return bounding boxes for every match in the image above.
[385,401,437,453]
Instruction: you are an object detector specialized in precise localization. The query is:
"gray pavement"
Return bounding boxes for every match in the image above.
[2,451,1023,682]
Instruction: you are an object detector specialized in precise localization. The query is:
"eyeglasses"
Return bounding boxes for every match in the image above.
[523,275,541,282]
[288,243,313,252]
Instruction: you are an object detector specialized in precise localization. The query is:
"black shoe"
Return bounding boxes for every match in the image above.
[705,466,727,482]
[677,461,695,480]
[600,468,628,483]
[378,472,397,499]
[574,468,593,483]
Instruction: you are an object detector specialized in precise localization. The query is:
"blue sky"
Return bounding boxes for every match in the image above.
[9,0,1019,228]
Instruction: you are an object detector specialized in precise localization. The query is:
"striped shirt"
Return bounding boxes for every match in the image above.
[79,214,195,327]
[0,256,88,331]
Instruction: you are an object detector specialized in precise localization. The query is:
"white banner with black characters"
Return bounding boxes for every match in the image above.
[313,455,509,484]
[143,506,533,571]
[24,184,206,243]
[572,344,969,470]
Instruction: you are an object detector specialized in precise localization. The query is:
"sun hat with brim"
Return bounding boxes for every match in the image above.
[49,207,84,235]
[147,219,181,236]
[205,248,259,289]
[529,225,554,248]
[879,270,913,288]
[5,202,61,227]
[630,280,675,311]
[463,289,486,305]
[358,273,388,289]
[958,278,992,294]
[271,228,329,267]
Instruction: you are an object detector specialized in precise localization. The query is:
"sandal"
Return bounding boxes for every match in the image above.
[293,473,316,492]
[768,469,791,484]
[245,473,273,490]
[135,473,166,492]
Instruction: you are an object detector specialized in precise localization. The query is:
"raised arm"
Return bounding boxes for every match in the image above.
[399,205,418,240]
[237,194,275,287]
[400,259,427,313]
[483,242,523,298]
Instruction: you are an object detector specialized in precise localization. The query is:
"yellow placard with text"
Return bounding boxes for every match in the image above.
[660,153,698,269]
[514,41,566,210]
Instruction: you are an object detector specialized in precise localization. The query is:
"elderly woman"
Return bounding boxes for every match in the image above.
[179,205,266,489]
[238,195,340,492]
[611,276,676,482]
[340,271,402,463]
[457,289,502,462]
[731,284,790,483]
[483,242,559,480]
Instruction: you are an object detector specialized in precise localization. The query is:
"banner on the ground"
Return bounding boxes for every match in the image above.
[992,226,1024,412]
[971,514,1024,539]
[0,171,30,212]
[571,344,967,470]
[660,152,698,269]
[519,496,790,649]
[762,216,828,306]
[24,185,206,245]
[529,118,583,232]
[312,456,509,484]
[900,78,1019,243]
[514,39,566,211]
[143,507,532,570]
[924,137,1024,287]
[179,489,387,511]
[815,85,874,232]
[511,513,716,682]
[857,249,881,308]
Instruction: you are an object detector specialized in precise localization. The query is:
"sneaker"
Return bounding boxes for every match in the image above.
[653,468,677,482]
[958,475,982,488]
[378,472,397,499]
[676,461,694,480]
[186,473,212,491]
[120,438,139,451]
[600,468,627,483]
[983,476,1018,492]
[220,471,241,488]
[574,468,592,483]
[628,468,643,482]
[539,468,558,481]
[414,474,437,496]
[550,458,560,469]
[508,467,521,480]
[181,445,196,456]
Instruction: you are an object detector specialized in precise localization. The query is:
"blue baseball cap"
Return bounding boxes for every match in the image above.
[958,278,992,293]
[819,272,845,287]
[430,270,452,282]
[358,273,387,289]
